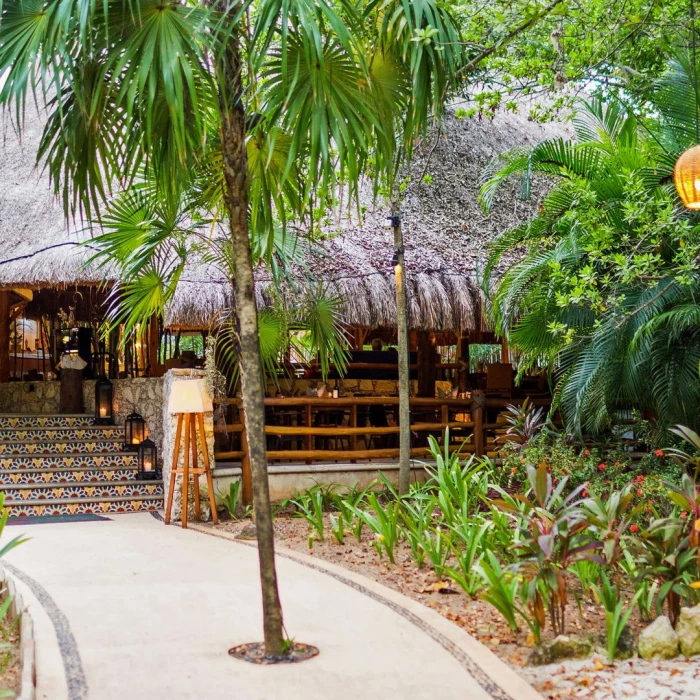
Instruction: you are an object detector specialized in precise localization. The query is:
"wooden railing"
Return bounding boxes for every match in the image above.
[214,393,552,463]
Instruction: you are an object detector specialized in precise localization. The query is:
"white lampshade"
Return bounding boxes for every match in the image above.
[167,379,213,414]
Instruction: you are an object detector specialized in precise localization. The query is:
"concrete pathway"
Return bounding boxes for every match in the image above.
[3,513,540,700]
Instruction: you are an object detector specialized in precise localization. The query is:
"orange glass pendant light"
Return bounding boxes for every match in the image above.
[676,0,700,209]
[674,145,700,209]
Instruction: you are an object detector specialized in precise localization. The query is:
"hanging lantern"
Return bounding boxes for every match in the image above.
[124,411,146,451]
[94,378,114,425]
[674,145,700,209]
[137,438,159,480]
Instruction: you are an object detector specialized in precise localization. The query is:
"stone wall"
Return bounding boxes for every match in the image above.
[0,377,164,449]
[85,378,165,454]
[161,370,216,522]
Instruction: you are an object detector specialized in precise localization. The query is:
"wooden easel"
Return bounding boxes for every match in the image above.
[164,412,219,528]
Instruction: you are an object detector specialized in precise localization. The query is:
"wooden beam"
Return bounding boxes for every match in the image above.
[417,331,438,397]
[457,333,470,393]
[501,337,510,364]
[148,314,160,376]
[0,292,9,383]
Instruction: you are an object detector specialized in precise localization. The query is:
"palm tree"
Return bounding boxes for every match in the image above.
[0,0,386,658]
[479,55,700,436]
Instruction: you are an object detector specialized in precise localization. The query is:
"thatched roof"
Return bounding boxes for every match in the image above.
[0,101,569,331]
[261,103,567,332]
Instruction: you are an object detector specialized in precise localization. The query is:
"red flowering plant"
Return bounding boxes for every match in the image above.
[582,484,639,565]
[664,425,700,566]
[626,518,699,626]
[490,463,603,637]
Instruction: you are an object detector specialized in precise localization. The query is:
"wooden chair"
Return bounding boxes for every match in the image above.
[486,363,514,398]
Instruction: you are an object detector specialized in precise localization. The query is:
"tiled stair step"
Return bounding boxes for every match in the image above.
[7,494,163,518]
[0,466,138,485]
[0,414,94,429]
[0,453,138,471]
[0,439,125,456]
[1,480,163,502]
[0,426,123,442]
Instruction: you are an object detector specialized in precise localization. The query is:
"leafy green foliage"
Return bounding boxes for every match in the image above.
[627,517,699,626]
[482,66,700,433]
[290,487,327,547]
[491,463,602,636]
[217,481,253,521]
[592,572,642,663]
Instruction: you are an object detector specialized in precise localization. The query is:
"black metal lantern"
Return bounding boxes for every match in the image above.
[94,378,114,425]
[90,349,117,380]
[137,438,159,480]
[124,411,146,451]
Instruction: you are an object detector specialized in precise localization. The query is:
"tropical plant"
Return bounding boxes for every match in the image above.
[620,550,659,623]
[627,517,699,626]
[351,493,401,564]
[0,495,26,560]
[569,559,603,598]
[592,572,642,663]
[399,496,435,569]
[290,488,326,548]
[491,463,602,636]
[497,398,549,450]
[418,525,451,579]
[444,520,490,598]
[477,551,522,634]
[582,485,637,565]
[218,481,245,521]
[424,433,491,525]
[328,513,345,546]
[480,56,700,436]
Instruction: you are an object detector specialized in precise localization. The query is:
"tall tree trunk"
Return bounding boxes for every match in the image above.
[391,207,411,495]
[218,30,285,657]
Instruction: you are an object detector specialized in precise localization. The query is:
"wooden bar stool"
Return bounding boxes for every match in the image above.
[164,379,219,529]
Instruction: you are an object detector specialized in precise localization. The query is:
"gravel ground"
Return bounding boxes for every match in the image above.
[207,515,700,699]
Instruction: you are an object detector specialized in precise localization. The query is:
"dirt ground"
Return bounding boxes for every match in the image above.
[0,625,21,699]
[208,515,700,699]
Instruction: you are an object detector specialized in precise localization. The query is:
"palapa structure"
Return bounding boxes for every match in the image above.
[0,101,567,383]
[292,105,564,334]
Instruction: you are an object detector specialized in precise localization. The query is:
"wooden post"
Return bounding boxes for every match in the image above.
[417,331,438,397]
[350,404,357,463]
[391,210,412,495]
[198,412,219,525]
[305,403,312,465]
[0,292,9,383]
[190,414,201,522]
[164,413,184,525]
[239,407,254,507]
[472,390,485,457]
[457,333,470,394]
[182,414,191,529]
[148,314,160,376]
[501,337,510,364]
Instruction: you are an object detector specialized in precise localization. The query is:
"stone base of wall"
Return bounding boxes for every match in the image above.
[0,378,164,451]
[212,462,428,503]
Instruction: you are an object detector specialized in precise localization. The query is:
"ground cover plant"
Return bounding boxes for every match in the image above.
[210,422,700,697]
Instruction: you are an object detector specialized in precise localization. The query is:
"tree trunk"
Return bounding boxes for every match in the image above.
[218,31,285,657]
[391,208,411,495]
